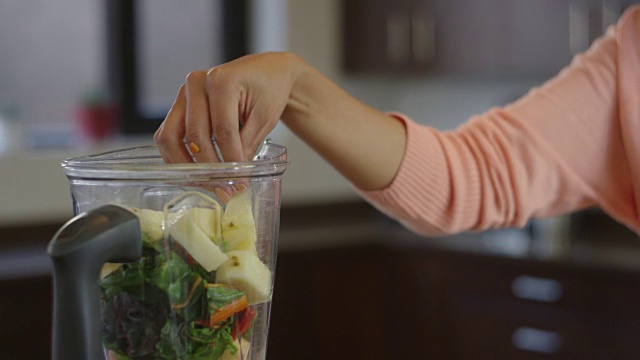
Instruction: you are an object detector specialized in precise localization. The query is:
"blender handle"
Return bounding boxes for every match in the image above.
[47,205,142,360]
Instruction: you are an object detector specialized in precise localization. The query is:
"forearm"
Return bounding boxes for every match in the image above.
[281,56,407,190]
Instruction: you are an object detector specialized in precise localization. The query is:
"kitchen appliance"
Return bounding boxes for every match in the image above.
[48,141,288,360]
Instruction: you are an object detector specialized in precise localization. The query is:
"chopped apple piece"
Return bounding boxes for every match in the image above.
[222,189,255,228]
[223,227,257,253]
[131,208,164,241]
[222,189,257,253]
[216,250,272,305]
[169,214,228,272]
[100,262,121,279]
[186,207,222,243]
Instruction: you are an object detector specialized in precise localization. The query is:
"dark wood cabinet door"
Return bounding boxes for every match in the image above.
[343,0,435,74]
[0,276,53,360]
[268,247,395,360]
[342,0,630,76]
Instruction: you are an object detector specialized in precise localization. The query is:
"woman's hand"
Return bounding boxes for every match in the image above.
[155,51,407,191]
[154,52,300,163]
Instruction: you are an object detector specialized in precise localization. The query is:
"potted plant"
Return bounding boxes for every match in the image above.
[76,89,118,141]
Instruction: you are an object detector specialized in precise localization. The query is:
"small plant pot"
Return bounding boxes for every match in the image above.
[76,105,118,141]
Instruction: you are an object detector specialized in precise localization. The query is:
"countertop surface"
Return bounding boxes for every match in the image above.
[2,194,639,281]
[276,201,640,273]
[0,129,358,227]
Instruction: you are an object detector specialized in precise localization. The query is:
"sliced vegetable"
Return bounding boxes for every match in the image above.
[222,227,257,253]
[151,251,196,306]
[169,213,228,272]
[187,207,222,243]
[209,294,248,327]
[216,251,272,305]
[222,190,257,253]
[222,189,255,228]
[231,307,256,340]
[101,262,122,279]
[101,188,268,360]
[131,208,165,241]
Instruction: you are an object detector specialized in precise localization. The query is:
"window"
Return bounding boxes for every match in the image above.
[107,0,248,134]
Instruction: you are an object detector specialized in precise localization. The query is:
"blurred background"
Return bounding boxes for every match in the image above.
[1,0,640,359]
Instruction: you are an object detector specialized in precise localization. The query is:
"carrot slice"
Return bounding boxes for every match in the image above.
[171,277,203,310]
[209,294,249,326]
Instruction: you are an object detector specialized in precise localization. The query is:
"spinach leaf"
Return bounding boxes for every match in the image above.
[101,246,162,300]
[101,240,242,360]
[155,320,187,359]
[102,291,169,359]
[207,286,245,314]
[151,251,197,305]
[186,320,237,360]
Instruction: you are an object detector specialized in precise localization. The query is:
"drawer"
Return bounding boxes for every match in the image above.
[439,255,640,320]
[448,295,596,359]
[0,276,52,359]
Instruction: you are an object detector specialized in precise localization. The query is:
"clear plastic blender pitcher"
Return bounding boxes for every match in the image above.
[55,141,287,360]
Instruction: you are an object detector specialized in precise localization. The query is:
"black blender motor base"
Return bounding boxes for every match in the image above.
[47,205,142,360]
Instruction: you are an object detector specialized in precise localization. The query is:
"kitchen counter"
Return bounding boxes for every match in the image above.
[2,200,639,359]
[0,129,358,227]
[2,200,640,281]
[270,203,640,359]
[276,201,640,273]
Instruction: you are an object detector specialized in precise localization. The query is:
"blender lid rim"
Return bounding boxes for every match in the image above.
[61,144,289,178]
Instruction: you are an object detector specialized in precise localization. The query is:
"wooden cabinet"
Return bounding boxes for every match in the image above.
[343,0,436,73]
[439,256,604,359]
[0,276,53,360]
[268,245,640,359]
[268,246,399,360]
[342,0,629,76]
[3,210,640,359]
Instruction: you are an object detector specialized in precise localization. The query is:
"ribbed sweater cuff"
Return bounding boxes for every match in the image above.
[355,113,456,235]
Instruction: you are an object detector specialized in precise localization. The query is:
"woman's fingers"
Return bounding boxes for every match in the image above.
[157,53,299,164]
[184,71,220,163]
[239,107,279,159]
[154,85,194,163]
[206,68,246,162]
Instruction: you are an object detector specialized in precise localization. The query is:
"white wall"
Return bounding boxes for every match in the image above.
[0,0,104,128]
[269,0,541,206]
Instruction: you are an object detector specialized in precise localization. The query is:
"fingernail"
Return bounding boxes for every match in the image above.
[214,188,230,203]
[189,142,201,154]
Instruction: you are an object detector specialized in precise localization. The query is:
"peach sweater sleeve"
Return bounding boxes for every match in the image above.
[357,6,640,236]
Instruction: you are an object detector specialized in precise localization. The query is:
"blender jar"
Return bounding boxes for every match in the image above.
[61,142,287,360]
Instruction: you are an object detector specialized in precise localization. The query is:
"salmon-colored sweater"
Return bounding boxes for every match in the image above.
[359,5,640,236]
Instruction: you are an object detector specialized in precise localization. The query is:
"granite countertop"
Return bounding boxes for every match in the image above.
[1,200,639,282]
[277,201,640,273]
[0,128,359,227]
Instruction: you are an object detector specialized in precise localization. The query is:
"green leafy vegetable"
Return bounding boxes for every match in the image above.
[152,252,194,305]
[100,232,255,360]
[207,285,245,313]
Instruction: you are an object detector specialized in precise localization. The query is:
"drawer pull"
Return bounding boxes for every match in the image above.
[511,327,562,354]
[511,275,563,303]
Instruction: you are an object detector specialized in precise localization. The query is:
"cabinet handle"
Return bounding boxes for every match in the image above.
[411,12,435,65]
[511,327,562,354]
[386,12,411,65]
[511,275,563,303]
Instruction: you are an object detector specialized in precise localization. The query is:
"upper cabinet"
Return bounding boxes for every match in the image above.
[342,0,632,76]
[343,0,436,74]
